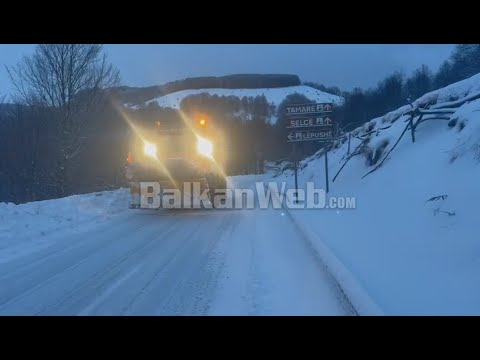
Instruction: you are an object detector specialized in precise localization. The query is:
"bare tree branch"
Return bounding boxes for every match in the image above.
[332,138,369,182]
[362,121,411,179]
[6,44,121,196]
[7,44,120,112]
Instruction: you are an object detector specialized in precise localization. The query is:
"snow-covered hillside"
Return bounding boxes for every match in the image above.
[273,73,480,315]
[129,85,343,110]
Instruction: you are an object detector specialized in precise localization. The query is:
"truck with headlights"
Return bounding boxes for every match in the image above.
[124,110,227,209]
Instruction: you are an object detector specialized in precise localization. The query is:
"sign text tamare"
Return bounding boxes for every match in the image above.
[285,103,332,115]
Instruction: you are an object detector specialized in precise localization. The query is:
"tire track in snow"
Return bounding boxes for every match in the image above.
[0,213,139,282]
[34,220,183,316]
[152,214,238,315]
[118,223,206,315]
[0,215,152,311]
[78,265,141,316]
[121,212,236,315]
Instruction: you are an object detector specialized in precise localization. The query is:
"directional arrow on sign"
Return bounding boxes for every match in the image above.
[287,129,335,143]
[324,104,332,112]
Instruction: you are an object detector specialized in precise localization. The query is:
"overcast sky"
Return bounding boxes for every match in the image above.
[0,44,455,96]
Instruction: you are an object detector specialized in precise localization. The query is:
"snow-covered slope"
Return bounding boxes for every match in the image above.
[131,85,343,110]
[274,73,480,315]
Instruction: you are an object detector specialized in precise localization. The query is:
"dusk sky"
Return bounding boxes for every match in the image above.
[0,44,455,97]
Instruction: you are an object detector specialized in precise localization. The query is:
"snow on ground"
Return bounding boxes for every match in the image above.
[129,85,343,111]
[206,206,352,315]
[270,73,480,315]
[0,190,130,264]
[0,185,354,315]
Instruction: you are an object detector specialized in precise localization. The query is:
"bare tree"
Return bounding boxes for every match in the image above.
[6,44,120,196]
[7,44,119,109]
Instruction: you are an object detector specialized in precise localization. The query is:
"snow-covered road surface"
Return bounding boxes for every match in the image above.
[0,206,355,316]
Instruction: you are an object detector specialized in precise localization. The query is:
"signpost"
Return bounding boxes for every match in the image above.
[284,102,336,198]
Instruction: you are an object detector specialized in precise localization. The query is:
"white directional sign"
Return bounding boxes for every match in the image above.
[286,116,333,129]
[284,102,336,142]
[284,103,335,194]
[285,103,333,116]
[287,129,334,143]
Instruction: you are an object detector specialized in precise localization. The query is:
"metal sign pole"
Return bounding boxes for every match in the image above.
[324,142,329,194]
[293,142,298,203]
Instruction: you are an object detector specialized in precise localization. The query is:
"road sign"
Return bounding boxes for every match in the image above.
[285,103,333,116]
[287,128,334,143]
[284,102,336,196]
[286,116,334,129]
[284,102,336,143]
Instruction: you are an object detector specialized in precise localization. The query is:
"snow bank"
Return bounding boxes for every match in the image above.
[274,73,480,315]
[282,196,384,316]
[0,189,130,262]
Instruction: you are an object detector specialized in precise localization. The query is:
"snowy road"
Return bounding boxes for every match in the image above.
[0,171,356,315]
[0,200,356,315]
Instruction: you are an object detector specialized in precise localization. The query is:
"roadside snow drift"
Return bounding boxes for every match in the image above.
[0,190,130,263]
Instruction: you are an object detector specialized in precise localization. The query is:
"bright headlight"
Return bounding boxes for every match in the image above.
[143,142,157,159]
[196,136,213,158]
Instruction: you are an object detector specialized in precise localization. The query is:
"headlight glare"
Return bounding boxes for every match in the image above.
[143,142,157,159]
[196,136,213,158]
